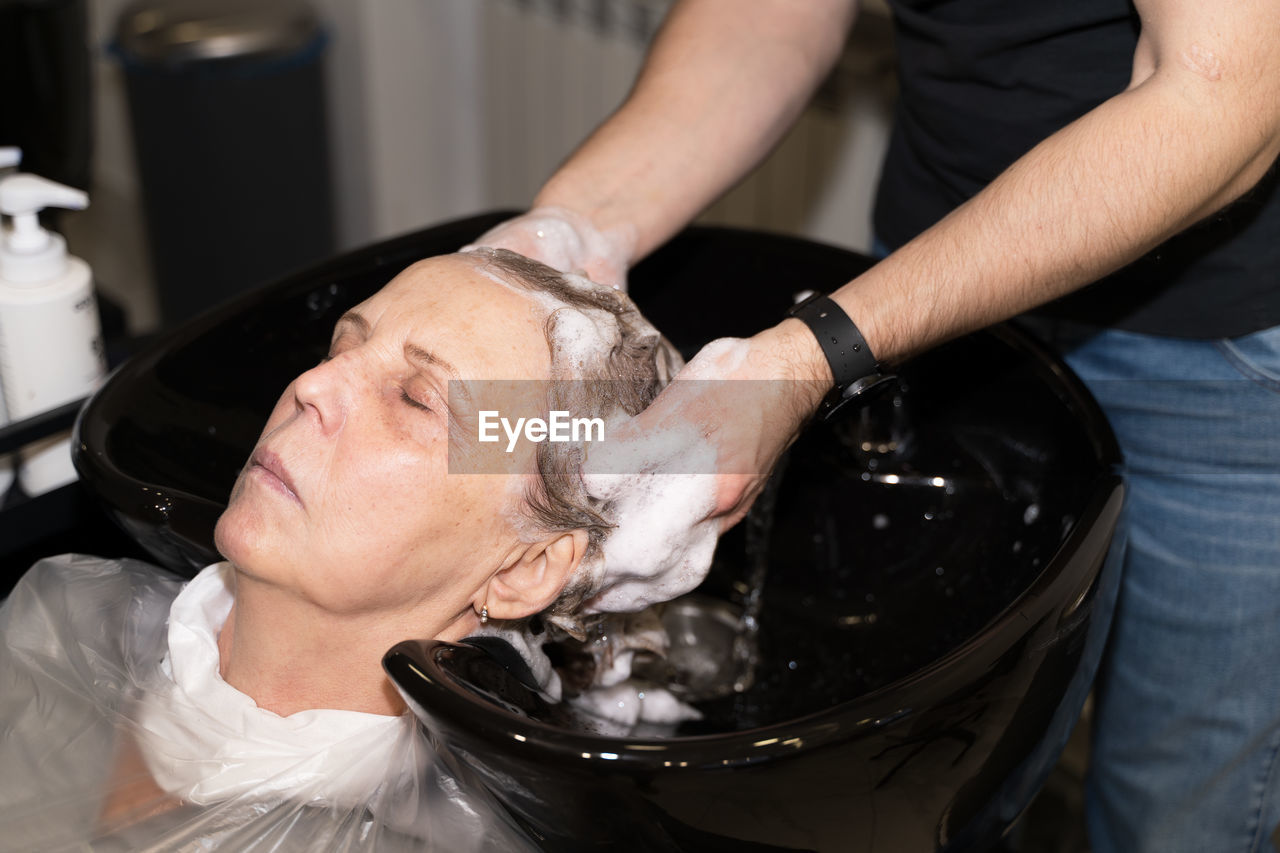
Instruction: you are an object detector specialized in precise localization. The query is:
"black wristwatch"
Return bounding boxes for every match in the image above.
[787,291,896,421]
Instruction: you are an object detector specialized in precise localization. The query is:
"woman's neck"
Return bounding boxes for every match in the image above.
[216,570,473,717]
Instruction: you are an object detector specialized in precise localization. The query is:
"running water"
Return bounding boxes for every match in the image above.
[731,456,789,693]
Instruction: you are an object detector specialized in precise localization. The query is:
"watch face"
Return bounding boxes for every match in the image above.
[787,290,823,314]
[820,373,899,421]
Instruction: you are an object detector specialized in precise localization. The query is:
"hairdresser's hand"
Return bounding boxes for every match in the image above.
[462,206,635,291]
[586,320,830,532]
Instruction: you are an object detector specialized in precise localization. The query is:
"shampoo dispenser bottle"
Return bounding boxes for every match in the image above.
[0,171,106,495]
[0,147,20,499]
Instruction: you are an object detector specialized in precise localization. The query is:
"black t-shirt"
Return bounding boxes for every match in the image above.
[873,0,1280,338]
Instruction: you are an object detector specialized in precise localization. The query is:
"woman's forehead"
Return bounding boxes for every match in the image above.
[359,255,552,378]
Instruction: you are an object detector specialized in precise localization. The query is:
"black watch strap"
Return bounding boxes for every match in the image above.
[787,292,895,420]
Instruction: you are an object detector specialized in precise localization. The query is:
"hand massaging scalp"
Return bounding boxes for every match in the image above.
[463,250,723,721]
[466,252,720,615]
[461,205,635,291]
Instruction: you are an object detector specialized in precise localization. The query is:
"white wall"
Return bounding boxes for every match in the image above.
[316,0,487,245]
[62,0,156,331]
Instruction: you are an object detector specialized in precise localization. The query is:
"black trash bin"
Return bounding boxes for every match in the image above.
[113,0,335,327]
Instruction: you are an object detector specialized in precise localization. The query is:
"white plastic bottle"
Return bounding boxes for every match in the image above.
[0,359,10,500]
[0,170,106,496]
[0,146,22,499]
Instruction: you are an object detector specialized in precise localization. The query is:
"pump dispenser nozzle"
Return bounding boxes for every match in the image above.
[0,173,89,283]
[0,163,105,496]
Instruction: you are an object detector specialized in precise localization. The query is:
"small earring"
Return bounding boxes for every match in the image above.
[479,604,489,625]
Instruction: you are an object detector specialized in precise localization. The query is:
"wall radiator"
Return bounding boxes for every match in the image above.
[476,0,897,254]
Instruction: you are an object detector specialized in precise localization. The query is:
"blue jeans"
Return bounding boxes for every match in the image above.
[869,238,1280,848]
[1050,324,1280,852]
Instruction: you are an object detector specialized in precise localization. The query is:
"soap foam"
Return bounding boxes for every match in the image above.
[569,681,702,730]
[580,422,719,614]
[545,303,621,373]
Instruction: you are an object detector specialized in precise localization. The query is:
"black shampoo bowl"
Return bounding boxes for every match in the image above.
[74,213,1123,852]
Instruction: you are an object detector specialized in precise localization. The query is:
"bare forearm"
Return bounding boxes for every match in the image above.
[821,50,1280,367]
[534,0,857,263]
[575,1,1280,534]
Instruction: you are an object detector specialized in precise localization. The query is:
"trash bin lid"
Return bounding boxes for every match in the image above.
[114,0,321,65]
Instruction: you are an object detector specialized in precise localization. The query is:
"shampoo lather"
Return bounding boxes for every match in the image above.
[0,170,106,495]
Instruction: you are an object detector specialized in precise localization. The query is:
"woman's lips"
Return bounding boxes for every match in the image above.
[250,449,301,505]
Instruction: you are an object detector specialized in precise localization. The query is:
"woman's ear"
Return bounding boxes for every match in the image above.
[486,530,589,620]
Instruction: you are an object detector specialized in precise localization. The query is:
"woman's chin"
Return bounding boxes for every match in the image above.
[213,502,276,571]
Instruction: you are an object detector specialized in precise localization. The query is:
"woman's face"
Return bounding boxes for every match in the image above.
[214,255,552,621]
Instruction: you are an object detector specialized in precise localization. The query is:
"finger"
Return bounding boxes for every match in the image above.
[716,476,762,532]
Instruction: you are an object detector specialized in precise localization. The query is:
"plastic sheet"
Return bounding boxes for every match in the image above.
[0,555,535,852]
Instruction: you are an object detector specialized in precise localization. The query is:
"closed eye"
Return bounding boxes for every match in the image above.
[400,389,432,412]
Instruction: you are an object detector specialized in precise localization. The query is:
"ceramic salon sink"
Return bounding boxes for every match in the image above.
[74,213,1123,852]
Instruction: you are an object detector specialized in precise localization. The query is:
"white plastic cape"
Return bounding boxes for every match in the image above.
[0,555,535,852]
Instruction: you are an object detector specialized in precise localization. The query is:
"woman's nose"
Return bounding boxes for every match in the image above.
[290,358,348,435]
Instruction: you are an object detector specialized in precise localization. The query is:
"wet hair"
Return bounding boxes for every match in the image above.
[464,248,680,626]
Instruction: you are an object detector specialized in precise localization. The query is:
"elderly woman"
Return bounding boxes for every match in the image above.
[0,249,710,851]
